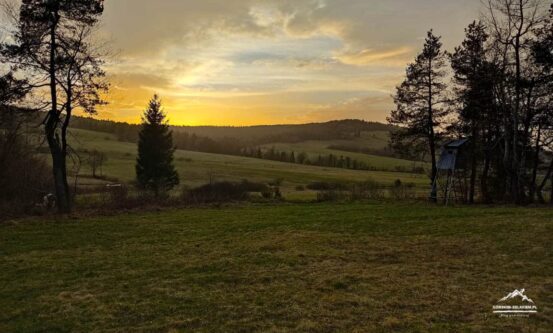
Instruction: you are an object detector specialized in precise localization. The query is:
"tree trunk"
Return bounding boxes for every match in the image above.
[427,58,438,202]
[550,174,553,206]
[481,151,491,204]
[511,0,524,204]
[529,124,541,203]
[537,158,553,204]
[46,12,71,214]
[469,126,478,204]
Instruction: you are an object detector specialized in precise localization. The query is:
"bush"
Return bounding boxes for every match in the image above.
[0,128,54,217]
[307,181,348,191]
[107,184,129,203]
[184,182,247,203]
[268,178,284,187]
[350,179,384,200]
[390,180,415,200]
[274,187,282,199]
[316,190,347,202]
[183,180,269,204]
[237,180,269,193]
[295,185,305,191]
[261,189,273,199]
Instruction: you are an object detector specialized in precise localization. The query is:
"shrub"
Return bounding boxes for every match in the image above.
[237,180,269,193]
[390,180,415,200]
[350,179,384,200]
[295,185,305,191]
[0,130,54,217]
[274,187,282,199]
[183,181,268,204]
[316,190,347,202]
[307,181,348,191]
[268,178,284,187]
[261,189,273,199]
[108,184,129,203]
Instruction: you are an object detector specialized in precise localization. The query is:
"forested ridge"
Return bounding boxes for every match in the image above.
[71,116,395,155]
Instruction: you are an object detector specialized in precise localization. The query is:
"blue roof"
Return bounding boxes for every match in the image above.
[445,138,469,148]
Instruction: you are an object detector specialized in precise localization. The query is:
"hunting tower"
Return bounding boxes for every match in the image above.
[431,139,470,204]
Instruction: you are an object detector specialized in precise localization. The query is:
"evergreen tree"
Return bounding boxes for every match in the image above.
[450,21,495,203]
[136,95,179,196]
[388,30,449,200]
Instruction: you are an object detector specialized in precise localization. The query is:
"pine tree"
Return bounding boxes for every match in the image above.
[388,30,449,200]
[136,95,179,196]
[450,21,493,203]
[1,0,106,213]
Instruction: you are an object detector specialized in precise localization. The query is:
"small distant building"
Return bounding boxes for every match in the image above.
[431,138,470,204]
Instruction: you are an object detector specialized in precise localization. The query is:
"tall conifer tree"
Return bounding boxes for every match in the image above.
[388,30,449,200]
[136,95,179,196]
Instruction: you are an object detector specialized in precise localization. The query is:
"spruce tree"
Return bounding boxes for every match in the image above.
[136,95,179,196]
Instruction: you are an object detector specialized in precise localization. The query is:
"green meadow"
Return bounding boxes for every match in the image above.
[1,203,551,332]
[70,129,429,194]
[259,131,425,172]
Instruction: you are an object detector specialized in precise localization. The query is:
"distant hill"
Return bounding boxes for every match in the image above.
[71,117,394,146]
[172,119,394,142]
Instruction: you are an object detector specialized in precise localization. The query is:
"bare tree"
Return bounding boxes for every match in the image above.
[86,149,107,178]
[483,0,548,203]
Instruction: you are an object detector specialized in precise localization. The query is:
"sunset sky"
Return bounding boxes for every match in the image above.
[98,0,481,126]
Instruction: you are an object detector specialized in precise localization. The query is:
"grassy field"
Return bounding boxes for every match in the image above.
[259,131,425,172]
[69,129,429,196]
[1,203,551,332]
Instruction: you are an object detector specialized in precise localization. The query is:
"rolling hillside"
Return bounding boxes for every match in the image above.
[69,129,429,198]
[260,131,427,172]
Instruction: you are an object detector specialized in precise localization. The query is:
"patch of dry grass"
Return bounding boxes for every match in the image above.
[0,203,552,332]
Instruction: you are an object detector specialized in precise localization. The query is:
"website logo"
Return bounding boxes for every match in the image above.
[492,289,538,317]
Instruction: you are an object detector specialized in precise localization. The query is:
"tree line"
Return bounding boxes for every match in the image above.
[388,1,553,204]
[71,116,396,155]
[241,147,425,174]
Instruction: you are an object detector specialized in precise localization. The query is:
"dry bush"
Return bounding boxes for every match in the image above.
[390,179,416,200]
[350,179,384,200]
[183,180,269,204]
[0,136,53,217]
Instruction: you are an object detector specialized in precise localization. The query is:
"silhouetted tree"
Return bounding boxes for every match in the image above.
[87,150,107,178]
[136,95,179,196]
[484,0,548,203]
[1,0,107,213]
[533,4,553,203]
[289,151,296,163]
[450,21,494,203]
[388,30,449,200]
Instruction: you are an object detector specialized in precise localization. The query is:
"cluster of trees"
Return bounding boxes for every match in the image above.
[389,0,553,204]
[240,146,424,173]
[172,132,243,155]
[326,144,396,159]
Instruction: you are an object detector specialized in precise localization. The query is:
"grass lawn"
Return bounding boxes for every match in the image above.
[1,203,551,332]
